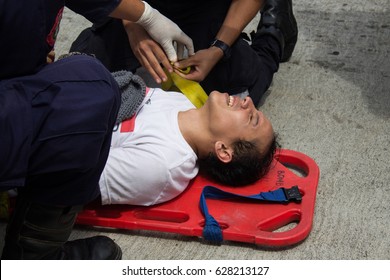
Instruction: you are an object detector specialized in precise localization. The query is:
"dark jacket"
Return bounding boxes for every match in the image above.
[0,0,120,79]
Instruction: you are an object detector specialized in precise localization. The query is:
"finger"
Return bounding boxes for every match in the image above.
[139,47,169,83]
[140,52,165,84]
[175,66,191,74]
[153,47,172,72]
[176,43,185,60]
[173,68,189,79]
[153,50,173,80]
[174,67,205,82]
[143,61,163,84]
[160,58,173,74]
[46,51,55,64]
[173,58,192,70]
[181,34,194,56]
[173,68,196,81]
[162,42,178,62]
[150,59,171,84]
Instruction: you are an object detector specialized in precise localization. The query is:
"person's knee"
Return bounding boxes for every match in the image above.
[55,54,118,88]
[29,55,121,175]
[54,54,121,122]
[79,55,121,115]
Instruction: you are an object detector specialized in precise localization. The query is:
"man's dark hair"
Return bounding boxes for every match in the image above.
[199,134,280,186]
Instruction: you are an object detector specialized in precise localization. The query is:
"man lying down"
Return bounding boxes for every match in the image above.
[99,70,278,206]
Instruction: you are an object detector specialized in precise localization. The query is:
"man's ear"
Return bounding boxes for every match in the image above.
[214,141,233,163]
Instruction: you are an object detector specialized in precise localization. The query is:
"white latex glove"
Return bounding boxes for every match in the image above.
[136,1,194,62]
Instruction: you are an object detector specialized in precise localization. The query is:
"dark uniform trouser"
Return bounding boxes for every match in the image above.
[70,15,281,107]
[0,54,120,204]
[0,55,120,259]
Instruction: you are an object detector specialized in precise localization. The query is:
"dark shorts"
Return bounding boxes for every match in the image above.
[0,55,120,205]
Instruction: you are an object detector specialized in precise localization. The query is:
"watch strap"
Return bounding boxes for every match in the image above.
[210,39,231,59]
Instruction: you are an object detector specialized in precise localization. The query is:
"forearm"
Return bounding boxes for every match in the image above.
[215,0,264,46]
[112,0,194,62]
[109,0,145,22]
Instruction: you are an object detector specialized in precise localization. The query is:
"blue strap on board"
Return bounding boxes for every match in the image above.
[199,185,302,244]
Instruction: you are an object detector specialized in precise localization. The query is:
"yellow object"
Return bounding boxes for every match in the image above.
[161,66,208,108]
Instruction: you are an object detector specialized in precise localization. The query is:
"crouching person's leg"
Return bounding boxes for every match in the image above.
[1,54,121,259]
[1,196,121,259]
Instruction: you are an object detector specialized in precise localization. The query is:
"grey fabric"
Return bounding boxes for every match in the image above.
[112,71,146,124]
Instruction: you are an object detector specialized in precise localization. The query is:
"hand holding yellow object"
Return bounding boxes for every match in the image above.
[161,65,208,108]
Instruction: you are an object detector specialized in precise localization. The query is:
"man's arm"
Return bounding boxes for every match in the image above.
[107,0,144,21]
[122,20,174,84]
[120,0,263,84]
[174,0,263,82]
[110,0,194,63]
[213,0,263,47]
[68,0,193,66]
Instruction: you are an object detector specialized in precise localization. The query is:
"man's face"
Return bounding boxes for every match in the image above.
[204,91,274,153]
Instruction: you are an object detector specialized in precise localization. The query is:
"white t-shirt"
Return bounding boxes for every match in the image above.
[99,88,198,206]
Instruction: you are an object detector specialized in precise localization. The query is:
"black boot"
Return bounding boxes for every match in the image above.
[1,196,122,260]
[254,0,298,62]
[60,236,122,260]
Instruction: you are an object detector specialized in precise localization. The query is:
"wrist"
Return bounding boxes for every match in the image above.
[136,1,152,25]
[209,45,224,61]
[210,39,231,60]
[123,19,139,32]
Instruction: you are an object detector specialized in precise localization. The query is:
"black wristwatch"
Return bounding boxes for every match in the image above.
[210,39,232,60]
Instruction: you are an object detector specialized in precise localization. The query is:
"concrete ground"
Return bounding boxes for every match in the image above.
[1,0,388,260]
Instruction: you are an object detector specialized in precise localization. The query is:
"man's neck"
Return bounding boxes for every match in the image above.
[178,108,210,158]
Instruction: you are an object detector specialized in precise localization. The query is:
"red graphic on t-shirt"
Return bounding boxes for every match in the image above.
[120,116,136,133]
[119,87,149,133]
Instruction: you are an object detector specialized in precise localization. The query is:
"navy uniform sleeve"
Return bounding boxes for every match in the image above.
[65,0,121,22]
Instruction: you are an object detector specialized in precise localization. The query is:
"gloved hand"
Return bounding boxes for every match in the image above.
[136,1,194,62]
